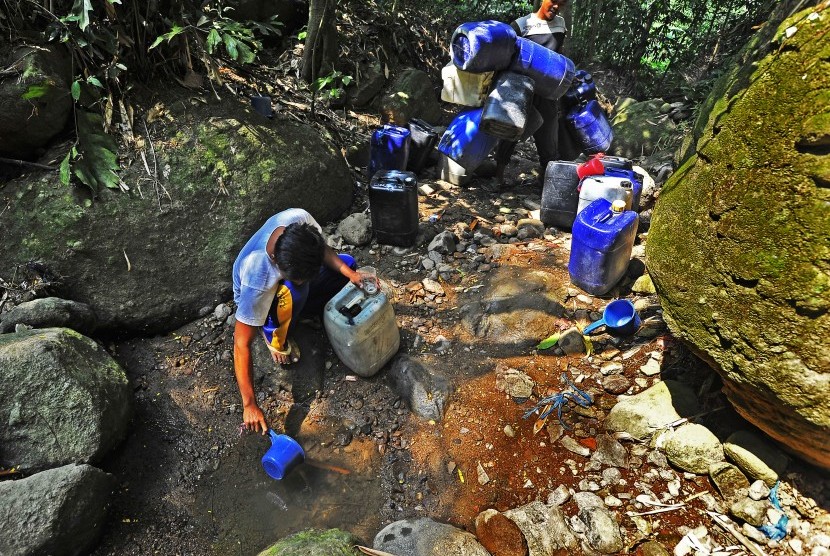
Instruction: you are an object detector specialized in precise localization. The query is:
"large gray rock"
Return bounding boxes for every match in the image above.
[609,99,676,160]
[646,4,830,468]
[257,528,360,556]
[461,267,566,351]
[605,381,699,440]
[663,423,724,474]
[0,100,353,334]
[0,45,72,157]
[379,68,443,125]
[336,212,372,246]
[387,356,450,421]
[0,328,131,472]
[0,464,114,556]
[0,297,97,336]
[373,517,490,556]
[346,62,386,108]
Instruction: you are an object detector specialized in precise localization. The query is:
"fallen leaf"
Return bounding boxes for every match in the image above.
[536,333,560,350]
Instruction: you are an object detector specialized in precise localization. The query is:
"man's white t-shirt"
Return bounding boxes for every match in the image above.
[232,209,321,327]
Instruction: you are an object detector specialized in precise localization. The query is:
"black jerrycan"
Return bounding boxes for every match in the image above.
[369,170,419,247]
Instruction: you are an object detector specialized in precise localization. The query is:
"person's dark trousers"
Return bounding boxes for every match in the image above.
[494,96,561,172]
[299,253,357,316]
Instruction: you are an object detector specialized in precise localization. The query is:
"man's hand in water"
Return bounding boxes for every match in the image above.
[243,402,268,434]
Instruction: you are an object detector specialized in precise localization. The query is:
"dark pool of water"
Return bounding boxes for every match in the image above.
[195,434,383,555]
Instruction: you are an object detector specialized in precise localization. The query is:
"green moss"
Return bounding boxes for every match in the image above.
[256,528,360,556]
[647,6,830,464]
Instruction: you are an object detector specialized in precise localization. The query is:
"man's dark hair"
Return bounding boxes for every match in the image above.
[274,222,325,282]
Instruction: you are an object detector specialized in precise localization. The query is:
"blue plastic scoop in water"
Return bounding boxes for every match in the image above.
[261,430,305,480]
[582,299,641,336]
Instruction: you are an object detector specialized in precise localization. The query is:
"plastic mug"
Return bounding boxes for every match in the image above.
[358,266,379,295]
[576,156,605,180]
[261,429,305,480]
[582,299,641,336]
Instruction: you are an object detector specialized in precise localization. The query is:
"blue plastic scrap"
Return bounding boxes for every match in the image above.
[758,482,788,541]
[522,372,593,429]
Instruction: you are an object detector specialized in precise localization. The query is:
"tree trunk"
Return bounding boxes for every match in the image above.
[301,0,337,83]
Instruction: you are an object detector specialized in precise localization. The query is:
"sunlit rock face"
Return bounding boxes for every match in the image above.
[647,6,830,468]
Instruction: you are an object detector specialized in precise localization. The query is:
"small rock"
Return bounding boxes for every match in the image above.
[663,423,724,474]
[516,218,545,239]
[577,294,593,304]
[561,435,591,457]
[558,327,586,355]
[741,522,770,544]
[422,278,445,296]
[591,435,629,468]
[604,495,623,507]
[789,539,804,554]
[495,367,535,399]
[503,425,516,438]
[214,303,232,321]
[428,231,456,255]
[723,430,789,487]
[730,497,769,527]
[640,541,670,556]
[709,462,751,503]
[337,212,373,246]
[418,184,435,196]
[602,374,631,395]
[748,480,770,501]
[600,362,623,375]
[548,484,571,506]
[477,462,490,485]
[639,358,662,376]
[632,274,656,294]
[601,467,622,486]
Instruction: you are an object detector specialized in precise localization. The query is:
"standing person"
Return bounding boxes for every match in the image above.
[493,0,570,186]
[232,208,362,434]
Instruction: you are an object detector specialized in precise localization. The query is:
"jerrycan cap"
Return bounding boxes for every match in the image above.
[611,200,627,213]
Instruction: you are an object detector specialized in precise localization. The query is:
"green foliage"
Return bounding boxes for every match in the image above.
[69,110,122,193]
[0,0,283,196]
[149,3,282,65]
[311,70,353,101]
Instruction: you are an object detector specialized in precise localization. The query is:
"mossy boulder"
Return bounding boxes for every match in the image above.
[646,6,830,468]
[0,44,72,157]
[609,98,677,159]
[0,98,353,333]
[257,528,360,556]
[0,328,131,472]
[379,68,443,125]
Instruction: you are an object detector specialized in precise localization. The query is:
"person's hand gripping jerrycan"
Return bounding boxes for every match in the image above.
[261,429,305,480]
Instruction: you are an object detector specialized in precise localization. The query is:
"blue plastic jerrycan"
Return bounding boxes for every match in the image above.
[568,198,638,296]
[369,124,411,178]
[438,107,499,173]
[566,99,614,155]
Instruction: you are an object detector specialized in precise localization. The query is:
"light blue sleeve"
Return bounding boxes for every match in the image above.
[234,252,277,326]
